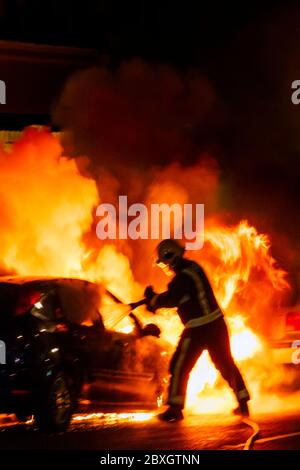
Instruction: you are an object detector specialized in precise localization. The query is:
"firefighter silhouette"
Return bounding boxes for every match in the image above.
[144,239,250,422]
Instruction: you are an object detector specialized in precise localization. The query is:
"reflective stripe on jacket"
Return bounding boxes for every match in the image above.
[151,259,222,326]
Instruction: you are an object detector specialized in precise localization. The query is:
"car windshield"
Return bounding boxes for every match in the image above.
[56,280,102,326]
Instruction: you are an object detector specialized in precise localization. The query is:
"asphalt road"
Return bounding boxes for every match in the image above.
[0,409,300,451]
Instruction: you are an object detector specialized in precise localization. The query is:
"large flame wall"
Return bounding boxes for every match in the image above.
[0,126,296,416]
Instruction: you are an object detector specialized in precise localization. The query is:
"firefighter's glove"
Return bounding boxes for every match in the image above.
[144,285,157,313]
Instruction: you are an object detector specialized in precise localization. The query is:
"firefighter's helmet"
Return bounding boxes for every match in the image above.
[156,239,185,268]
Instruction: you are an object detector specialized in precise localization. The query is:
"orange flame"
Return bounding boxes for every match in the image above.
[0,128,293,417]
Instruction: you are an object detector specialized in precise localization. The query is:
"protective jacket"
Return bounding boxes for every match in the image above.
[150,259,223,327]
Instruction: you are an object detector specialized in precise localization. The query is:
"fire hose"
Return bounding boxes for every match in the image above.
[222,416,260,450]
[103,289,147,329]
[242,417,260,450]
[105,289,146,310]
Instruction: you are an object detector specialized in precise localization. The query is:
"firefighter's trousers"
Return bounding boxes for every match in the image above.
[167,316,250,408]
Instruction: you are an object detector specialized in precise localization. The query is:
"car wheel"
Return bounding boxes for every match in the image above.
[34,371,74,432]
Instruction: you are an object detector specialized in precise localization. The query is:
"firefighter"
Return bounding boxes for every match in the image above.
[144,239,250,422]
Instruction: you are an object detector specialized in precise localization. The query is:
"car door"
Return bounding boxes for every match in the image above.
[92,327,161,404]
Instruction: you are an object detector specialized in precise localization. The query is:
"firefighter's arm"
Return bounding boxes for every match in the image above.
[144,277,186,312]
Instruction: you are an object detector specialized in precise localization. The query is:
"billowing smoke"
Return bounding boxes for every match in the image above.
[53,59,221,169]
[53,25,300,302]
[53,60,227,287]
[51,58,293,344]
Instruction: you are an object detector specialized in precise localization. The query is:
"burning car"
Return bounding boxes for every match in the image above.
[0,277,168,432]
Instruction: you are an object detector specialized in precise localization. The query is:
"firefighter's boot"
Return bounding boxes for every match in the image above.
[158,405,184,422]
[233,399,250,418]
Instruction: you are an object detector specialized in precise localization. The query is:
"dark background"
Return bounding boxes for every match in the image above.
[0,0,300,299]
[0,1,287,63]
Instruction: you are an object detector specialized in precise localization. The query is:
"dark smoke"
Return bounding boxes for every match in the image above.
[53,59,225,169]
[53,10,300,302]
[53,60,226,286]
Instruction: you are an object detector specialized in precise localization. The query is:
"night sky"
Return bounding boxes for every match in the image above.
[0,2,286,64]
